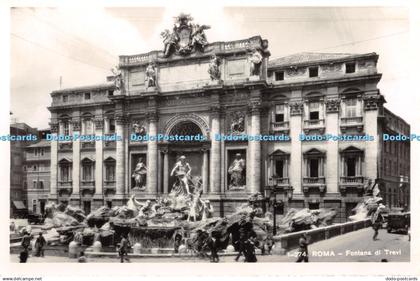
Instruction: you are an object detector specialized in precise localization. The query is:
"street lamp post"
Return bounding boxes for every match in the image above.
[265,178,294,236]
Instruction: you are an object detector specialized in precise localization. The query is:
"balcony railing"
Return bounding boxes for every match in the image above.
[341,116,363,124]
[104,180,116,191]
[303,177,326,184]
[271,176,290,185]
[271,121,289,132]
[303,119,325,128]
[340,176,364,184]
[58,181,72,186]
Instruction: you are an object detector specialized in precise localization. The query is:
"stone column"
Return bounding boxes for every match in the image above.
[115,115,126,196]
[49,122,59,201]
[364,95,384,181]
[210,107,221,193]
[94,118,104,198]
[201,147,209,193]
[147,112,158,194]
[71,119,81,197]
[289,101,303,194]
[326,97,340,193]
[162,148,169,194]
[248,102,262,194]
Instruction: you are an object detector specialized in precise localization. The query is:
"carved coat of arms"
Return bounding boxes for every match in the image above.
[160,13,211,57]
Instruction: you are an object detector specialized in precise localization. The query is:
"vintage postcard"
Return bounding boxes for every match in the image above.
[1,0,419,280]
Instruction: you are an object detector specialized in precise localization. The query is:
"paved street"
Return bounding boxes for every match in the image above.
[10,228,409,263]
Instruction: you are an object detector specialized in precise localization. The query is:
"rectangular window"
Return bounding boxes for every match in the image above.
[309,159,319,177]
[84,92,91,100]
[274,71,284,81]
[275,159,284,178]
[34,149,38,156]
[345,62,356,73]
[308,202,319,210]
[83,164,93,181]
[345,99,358,117]
[309,67,318,78]
[309,102,320,120]
[309,111,319,120]
[32,200,37,213]
[63,122,70,136]
[63,95,68,102]
[33,181,37,189]
[274,104,285,122]
[60,165,70,182]
[108,119,116,133]
[346,157,356,177]
[105,163,116,181]
[39,181,44,189]
[83,120,94,135]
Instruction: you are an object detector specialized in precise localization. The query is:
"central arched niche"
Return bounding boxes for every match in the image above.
[169,121,204,140]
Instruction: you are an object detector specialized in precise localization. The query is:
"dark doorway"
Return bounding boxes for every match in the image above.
[83,201,91,215]
[40,200,46,215]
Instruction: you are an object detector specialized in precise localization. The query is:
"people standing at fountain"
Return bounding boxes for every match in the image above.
[34,232,47,257]
[174,233,183,253]
[19,250,28,263]
[118,235,131,263]
[296,232,310,262]
[243,231,258,262]
[234,213,255,262]
[21,230,32,255]
[207,231,220,263]
[170,155,192,196]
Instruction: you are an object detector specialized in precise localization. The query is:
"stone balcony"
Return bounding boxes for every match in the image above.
[270,121,290,135]
[303,119,325,135]
[340,116,364,133]
[339,176,365,195]
[58,181,72,195]
[81,181,95,195]
[302,177,326,194]
[104,181,116,192]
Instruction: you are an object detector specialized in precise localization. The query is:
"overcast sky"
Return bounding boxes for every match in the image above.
[10,6,410,129]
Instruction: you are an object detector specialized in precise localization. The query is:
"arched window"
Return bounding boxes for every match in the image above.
[59,114,71,136]
[82,113,94,135]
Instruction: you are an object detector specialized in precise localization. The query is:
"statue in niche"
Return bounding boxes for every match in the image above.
[249,49,263,76]
[230,111,245,134]
[170,155,192,196]
[228,153,246,189]
[132,122,146,136]
[132,158,147,190]
[145,63,156,88]
[208,55,222,81]
[161,29,179,58]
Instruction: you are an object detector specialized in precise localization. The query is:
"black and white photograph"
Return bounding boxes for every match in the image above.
[2,1,420,280]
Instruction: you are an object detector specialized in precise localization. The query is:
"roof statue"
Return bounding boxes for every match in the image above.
[160,13,211,57]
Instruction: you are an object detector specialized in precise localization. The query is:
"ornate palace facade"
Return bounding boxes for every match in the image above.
[48,14,409,222]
